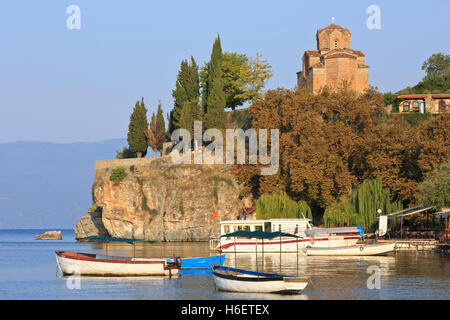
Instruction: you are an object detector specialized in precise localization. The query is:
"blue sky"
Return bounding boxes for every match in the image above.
[0,0,449,143]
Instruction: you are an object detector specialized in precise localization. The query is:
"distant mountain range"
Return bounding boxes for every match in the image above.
[0,139,150,229]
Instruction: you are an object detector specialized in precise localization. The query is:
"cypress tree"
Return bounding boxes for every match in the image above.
[155,102,166,156]
[170,57,200,133]
[148,112,157,157]
[148,103,166,157]
[202,35,227,130]
[127,98,149,158]
[179,98,201,137]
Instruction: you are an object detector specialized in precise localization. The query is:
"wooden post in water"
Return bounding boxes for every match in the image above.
[401,216,403,239]
[262,238,264,271]
[256,237,258,277]
[219,236,222,267]
[234,236,237,269]
[296,236,299,277]
[279,234,282,274]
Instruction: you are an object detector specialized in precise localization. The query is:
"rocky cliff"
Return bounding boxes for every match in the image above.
[74,156,243,241]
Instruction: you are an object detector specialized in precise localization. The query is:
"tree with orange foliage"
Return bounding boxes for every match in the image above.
[234,84,449,223]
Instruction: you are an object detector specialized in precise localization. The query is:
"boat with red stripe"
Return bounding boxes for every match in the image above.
[212,219,363,253]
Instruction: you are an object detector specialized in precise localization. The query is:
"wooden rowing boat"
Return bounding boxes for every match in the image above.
[302,242,396,256]
[55,251,179,276]
[213,230,309,294]
[212,265,308,294]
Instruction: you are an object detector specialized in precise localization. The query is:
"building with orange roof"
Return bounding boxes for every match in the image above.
[397,93,449,113]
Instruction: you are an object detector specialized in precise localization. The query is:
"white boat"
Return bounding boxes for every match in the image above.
[212,265,308,294]
[302,242,396,256]
[213,219,362,252]
[213,230,309,294]
[55,251,180,276]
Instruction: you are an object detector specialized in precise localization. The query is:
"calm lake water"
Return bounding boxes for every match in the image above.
[0,229,448,300]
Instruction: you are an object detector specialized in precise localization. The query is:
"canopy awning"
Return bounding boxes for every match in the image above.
[220,230,300,239]
[305,226,363,237]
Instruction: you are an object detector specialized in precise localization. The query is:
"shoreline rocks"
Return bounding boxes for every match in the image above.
[35,230,62,240]
[74,209,109,239]
[75,156,244,242]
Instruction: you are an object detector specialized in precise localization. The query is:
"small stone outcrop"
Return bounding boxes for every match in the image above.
[35,230,62,240]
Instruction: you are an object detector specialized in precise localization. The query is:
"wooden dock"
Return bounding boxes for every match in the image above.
[379,239,448,252]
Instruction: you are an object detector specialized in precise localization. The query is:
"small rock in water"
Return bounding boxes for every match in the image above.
[35,231,62,240]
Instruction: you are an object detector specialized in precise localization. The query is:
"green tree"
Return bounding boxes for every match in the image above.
[422,53,450,79]
[383,92,401,113]
[115,146,137,159]
[201,52,273,111]
[127,98,149,158]
[178,98,201,137]
[155,102,166,156]
[322,178,403,232]
[418,162,450,208]
[170,57,200,133]
[148,104,165,157]
[202,35,227,130]
[256,192,312,220]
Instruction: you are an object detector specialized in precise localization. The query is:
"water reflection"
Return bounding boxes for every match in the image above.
[60,241,449,300]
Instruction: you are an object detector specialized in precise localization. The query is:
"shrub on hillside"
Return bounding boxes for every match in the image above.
[110,167,128,185]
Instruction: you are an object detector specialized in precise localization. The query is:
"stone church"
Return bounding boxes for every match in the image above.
[297,24,369,93]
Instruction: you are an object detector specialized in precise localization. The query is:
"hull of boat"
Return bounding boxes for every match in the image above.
[212,266,308,294]
[55,251,175,276]
[303,242,396,256]
[181,254,225,269]
[216,236,360,253]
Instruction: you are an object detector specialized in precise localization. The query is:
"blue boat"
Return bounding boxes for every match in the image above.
[181,254,226,270]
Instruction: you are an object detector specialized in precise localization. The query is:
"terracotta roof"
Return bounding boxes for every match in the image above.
[322,49,363,57]
[397,94,427,99]
[305,50,320,57]
[431,93,450,99]
[350,49,365,57]
[317,24,350,34]
[324,52,357,59]
[398,93,450,99]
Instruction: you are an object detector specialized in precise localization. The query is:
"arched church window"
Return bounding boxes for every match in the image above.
[403,101,410,112]
[439,100,447,112]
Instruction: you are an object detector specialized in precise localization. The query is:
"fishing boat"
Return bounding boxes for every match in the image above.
[55,250,180,276]
[212,265,309,294]
[212,219,362,252]
[302,242,396,256]
[212,230,309,294]
[55,251,227,276]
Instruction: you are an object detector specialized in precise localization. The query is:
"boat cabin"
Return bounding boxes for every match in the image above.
[219,219,313,238]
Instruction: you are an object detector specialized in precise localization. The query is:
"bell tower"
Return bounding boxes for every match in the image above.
[316,24,351,53]
[297,23,369,94]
